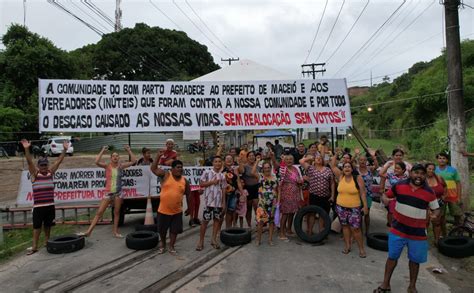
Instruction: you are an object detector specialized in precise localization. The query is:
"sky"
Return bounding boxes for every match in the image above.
[1,0,473,86]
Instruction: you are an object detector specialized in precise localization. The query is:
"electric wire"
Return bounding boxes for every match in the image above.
[80,0,115,27]
[332,0,407,78]
[349,1,436,79]
[184,0,238,58]
[68,0,111,32]
[172,0,226,59]
[325,0,370,64]
[303,0,329,64]
[315,0,346,62]
[149,0,183,30]
[48,0,105,35]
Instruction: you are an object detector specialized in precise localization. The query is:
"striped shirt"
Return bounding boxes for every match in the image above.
[105,165,122,194]
[32,172,55,207]
[387,179,439,240]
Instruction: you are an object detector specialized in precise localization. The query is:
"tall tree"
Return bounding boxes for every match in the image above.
[0,24,77,136]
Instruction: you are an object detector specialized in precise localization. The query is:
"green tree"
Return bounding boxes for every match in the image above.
[80,23,219,81]
[0,24,78,135]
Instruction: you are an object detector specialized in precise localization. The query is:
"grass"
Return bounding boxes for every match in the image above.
[0,224,77,262]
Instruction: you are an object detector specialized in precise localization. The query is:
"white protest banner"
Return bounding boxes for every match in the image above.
[38,79,352,132]
[17,166,211,206]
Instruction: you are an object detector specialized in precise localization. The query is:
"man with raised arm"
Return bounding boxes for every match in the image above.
[21,139,69,255]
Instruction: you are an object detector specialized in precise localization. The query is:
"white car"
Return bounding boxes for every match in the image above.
[42,136,74,156]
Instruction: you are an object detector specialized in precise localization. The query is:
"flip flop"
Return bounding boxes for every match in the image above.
[196,245,204,251]
[113,234,124,239]
[76,232,88,237]
[26,249,38,256]
[359,252,367,258]
[342,248,351,254]
[157,247,166,254]
[373,287,391,293]
[168,249,177,256]
[211,243,220,249]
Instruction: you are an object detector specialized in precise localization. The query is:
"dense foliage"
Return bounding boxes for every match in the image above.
[350,39,474,159]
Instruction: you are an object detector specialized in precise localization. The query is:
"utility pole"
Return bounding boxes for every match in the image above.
[302,62,327,145]
[442,0,470,209]
[115,0,122,32]
[221,57,239,66]
[301,63,326,79]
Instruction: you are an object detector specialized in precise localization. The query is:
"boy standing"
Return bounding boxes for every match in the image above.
[196,156,227,250]
[435,152,463,225]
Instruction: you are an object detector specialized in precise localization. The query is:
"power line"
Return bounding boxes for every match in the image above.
[351,89,462,109]
[366,107,474,132]
[347,69,408,84]
[332,0,407,78]
[349,1,436,79]
[303,0,328,64]
[49,1,180,79]
[68,0,112,32]
[325,0,370,64]
[172,0,226,59]
[315,0,346,62]
[82,0,115,27]
[48,0,105,35]
[184,0,238,58]
[149,0,183,30]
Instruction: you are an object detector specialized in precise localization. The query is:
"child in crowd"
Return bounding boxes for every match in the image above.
[235,187,248,228]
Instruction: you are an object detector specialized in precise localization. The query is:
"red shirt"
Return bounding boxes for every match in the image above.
[387,180,439,240]
[159,150,177,166]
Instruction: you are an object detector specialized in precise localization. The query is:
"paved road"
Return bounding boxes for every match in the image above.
[0,205,453,293]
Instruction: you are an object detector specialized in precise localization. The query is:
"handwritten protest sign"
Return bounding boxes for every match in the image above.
[38,79,352,132]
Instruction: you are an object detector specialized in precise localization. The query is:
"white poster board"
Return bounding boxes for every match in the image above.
[38,79,352,132]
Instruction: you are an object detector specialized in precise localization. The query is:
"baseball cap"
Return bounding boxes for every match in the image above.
[411,163,426,173]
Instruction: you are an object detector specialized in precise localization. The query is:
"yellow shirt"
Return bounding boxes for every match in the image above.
[336,176,361,208]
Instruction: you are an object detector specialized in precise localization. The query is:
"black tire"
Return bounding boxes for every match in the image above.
[126,231,159,250]
[438,236,474,258]
[220,228,251,247]
[135,224,158,232]
[366,232,389,252]
[448,226,473,238]
[294,205,331,243]
[111,206,125,226]
[47,235,85,254]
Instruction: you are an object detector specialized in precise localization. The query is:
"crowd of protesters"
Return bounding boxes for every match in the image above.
[21,135,470,293]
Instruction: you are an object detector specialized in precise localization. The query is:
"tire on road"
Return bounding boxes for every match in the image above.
[220,228,251,247]
[47,235,85,254]
[135,224,158,232]
[366,232,389,251]
[438,236,474,258]
[126,231,159,250]
[294,205,331,243]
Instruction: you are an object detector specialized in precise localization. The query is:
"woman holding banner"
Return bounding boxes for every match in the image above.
[80,145,137,238]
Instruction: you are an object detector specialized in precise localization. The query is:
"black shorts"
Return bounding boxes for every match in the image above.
[203,207,223,221]
[246,184,260,201]
[32,205,56,229]
[157,212,183,235]
[309,194,331,215]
